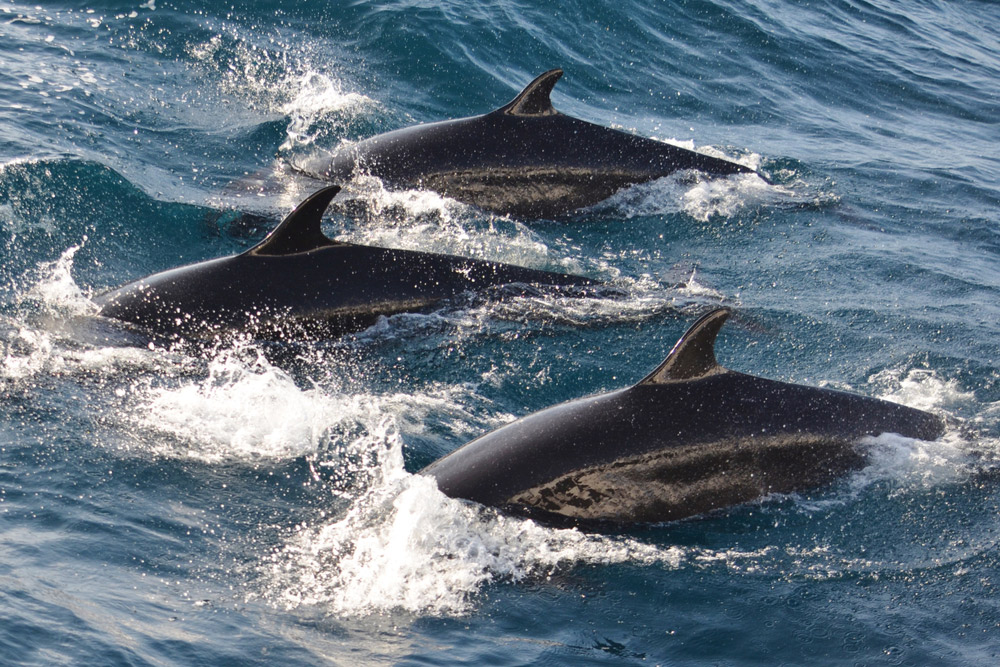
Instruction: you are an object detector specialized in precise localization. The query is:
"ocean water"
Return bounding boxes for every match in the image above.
[1,0,999,664]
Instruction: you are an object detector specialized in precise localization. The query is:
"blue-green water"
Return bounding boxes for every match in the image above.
[2,1,999,664]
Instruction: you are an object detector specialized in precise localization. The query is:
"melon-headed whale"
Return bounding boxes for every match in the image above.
[95,185,598,340]
[305,69,758,218]
[421,308,945,528]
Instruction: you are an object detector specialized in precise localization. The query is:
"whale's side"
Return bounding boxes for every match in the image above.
[421,309,945,527]
[311,69,757,217]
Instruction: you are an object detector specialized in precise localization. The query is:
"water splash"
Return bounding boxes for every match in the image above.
[583,144,837,223]
[187,32,375,152]
[263,446,683,617]
[869,366,977,414]
[21,242,97,318]
[330,175,560,270]
[597,169,775,222]
[279,72,375,152]
[848,367,987,489]
[1,242,105,383]
[133,344,339,462]
[130,342,508,465]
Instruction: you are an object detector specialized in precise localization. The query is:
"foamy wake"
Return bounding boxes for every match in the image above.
[133,346,341,462]
[263,440,684,617]
[131,346,509,465]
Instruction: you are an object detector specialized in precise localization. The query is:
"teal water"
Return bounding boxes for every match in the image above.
[2,1,999,664]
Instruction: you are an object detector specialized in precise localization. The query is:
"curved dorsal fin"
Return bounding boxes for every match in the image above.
[638,308,731,384]
[496,68,563,117]
[246,185,341,256]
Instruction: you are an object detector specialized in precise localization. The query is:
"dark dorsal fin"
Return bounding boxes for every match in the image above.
[638,308,731,384]
[495,68,563,117]
[246,185,341,256]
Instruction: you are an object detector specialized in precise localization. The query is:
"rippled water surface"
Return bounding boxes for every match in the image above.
[2,1,999,664]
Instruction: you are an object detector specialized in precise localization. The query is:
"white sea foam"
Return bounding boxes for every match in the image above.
[850,367,984,490]
[0,323,57,381]
[264,444,684,617]
[1,243,152,383]
[596,169,776,222]
[279,72,374,152]
[597,142,843,223]
[869,366,977,414]
[335,183,558,270]
[856,431,972,489]
[0,320,158,383]
[134,347,338,462]
[132,346,508,465]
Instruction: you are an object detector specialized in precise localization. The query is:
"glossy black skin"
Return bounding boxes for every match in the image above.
[421,310,945,527]
[95,187,596,340]
[96,245,593,339]
[311,69,755,218]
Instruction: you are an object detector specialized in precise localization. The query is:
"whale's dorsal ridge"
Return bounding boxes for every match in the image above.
[639,308,731,384]
[247,185,341,256]
[496,68,563,117]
